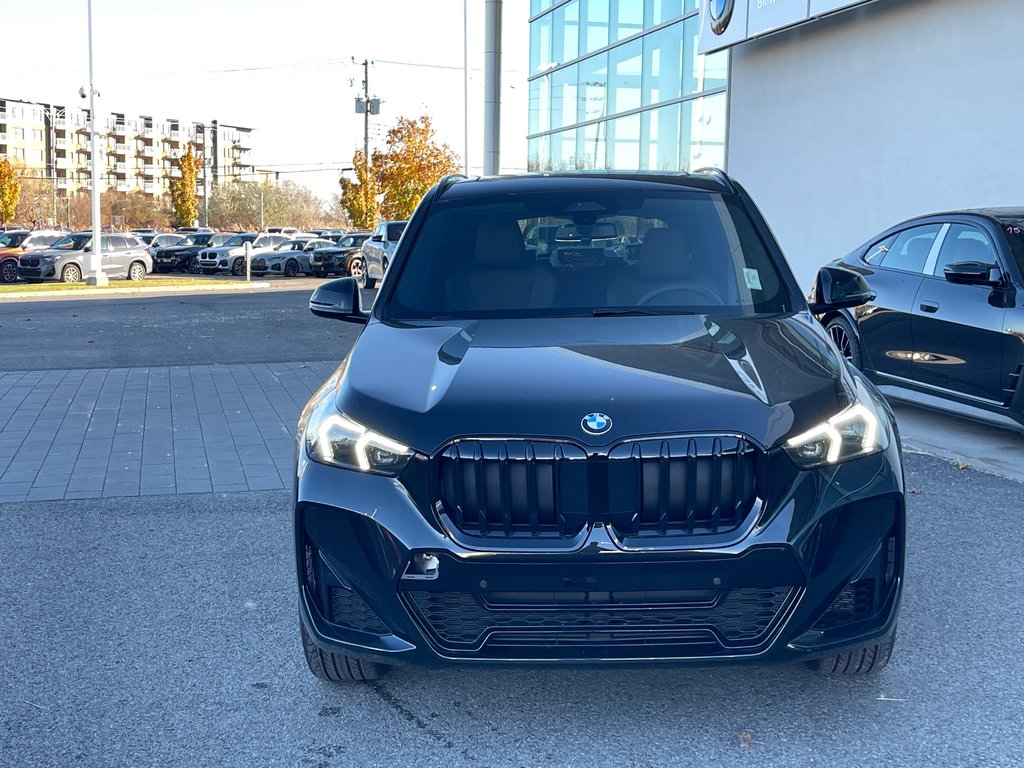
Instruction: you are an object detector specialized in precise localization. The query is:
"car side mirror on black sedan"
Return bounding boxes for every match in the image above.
[309,277,369,324]
[943,261,1001,287]
[808,266,876,313]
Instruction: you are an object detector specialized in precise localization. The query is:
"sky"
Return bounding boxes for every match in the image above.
[3,0,530,201]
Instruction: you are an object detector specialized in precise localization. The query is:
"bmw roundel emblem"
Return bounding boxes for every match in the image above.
[709,0,735,36]
[581,412,612,436]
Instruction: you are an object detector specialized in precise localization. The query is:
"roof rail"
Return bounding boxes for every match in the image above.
[436,173,468,197]
[693,167,737,194]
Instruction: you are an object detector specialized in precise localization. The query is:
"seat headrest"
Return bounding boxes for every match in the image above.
[905,238,931,267]
[638,228,690,281]
[953,239,990,263]
[475,218,526,267]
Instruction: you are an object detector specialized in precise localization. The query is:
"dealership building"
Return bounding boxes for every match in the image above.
[528,0,1024,284]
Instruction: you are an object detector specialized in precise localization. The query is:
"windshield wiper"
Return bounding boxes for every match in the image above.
[591,307,699,317]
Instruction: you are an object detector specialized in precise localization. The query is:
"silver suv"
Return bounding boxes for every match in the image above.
[18,232,153,283]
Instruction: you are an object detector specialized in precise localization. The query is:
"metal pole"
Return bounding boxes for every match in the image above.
[259,187,264,230]
[363,59,370,164]
[483,0,502,176]
[463,0,470,175]
[86,0,107,285]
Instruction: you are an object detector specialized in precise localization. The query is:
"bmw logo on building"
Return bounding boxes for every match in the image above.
[581,412,612,436]
[709,0,735,35]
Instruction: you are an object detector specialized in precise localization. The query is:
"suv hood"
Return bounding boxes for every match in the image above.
[333,313,853,454]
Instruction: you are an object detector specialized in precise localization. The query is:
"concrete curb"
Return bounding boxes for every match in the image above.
[0,280,272,301]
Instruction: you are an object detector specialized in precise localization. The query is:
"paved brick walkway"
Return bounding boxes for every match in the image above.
[0,361,339,503]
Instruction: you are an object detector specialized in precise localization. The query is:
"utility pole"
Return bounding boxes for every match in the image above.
[363,59,370,163]
[354,60,380,165]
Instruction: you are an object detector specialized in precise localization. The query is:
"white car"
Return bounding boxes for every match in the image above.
[196,233,290,275]
[252,238,334,277]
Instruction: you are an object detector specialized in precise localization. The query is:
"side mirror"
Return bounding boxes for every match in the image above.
[808,266,876,313]
[943,261,1000,286]
[371,235,383,242]
[309,277,369,324]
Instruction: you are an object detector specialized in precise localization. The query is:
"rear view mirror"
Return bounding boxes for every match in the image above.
[808,266,875,313]
[943,261,1000,286]
[309,277,369,324]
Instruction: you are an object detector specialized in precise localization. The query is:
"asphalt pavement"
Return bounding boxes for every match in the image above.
[2,454,1021,768]
[0,287,360,370]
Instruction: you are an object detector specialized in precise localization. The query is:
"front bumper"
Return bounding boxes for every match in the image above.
[18,264,56,279]
[153,252,192,269]
[295,439,905,669]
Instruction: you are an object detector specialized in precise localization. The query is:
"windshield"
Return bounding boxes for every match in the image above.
[224,235,251,247]
[52,234,92,251]
[0,233,28,248]
[211,234,232,247]
[997,217,1024,277]
[254,235,279,248]
[339,235,367,248]
[181,234,211,246]
[386,223,407,242]
[384,190,793,320]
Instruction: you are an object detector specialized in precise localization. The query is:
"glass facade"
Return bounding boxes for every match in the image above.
[528,0,728,172]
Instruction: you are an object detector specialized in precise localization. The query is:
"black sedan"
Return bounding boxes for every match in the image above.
[309,231,371,278]
[152,232,235,274]
[816,208,1024,431]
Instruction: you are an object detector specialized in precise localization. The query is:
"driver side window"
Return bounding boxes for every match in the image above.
[931,224,997,278]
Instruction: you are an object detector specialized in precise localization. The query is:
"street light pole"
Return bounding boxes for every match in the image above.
[86,0,107,285]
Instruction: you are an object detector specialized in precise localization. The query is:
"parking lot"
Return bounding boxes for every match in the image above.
[0,287,1021,767]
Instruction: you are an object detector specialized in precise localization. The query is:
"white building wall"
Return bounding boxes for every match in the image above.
[726,0,1024,287]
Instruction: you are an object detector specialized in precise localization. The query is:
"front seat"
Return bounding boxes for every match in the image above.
[606,228,692,306]
[445,219,555,311]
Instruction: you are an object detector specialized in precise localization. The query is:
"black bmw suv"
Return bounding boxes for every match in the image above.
[296,171,905,682]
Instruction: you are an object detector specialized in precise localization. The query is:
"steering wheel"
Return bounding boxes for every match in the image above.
[637,281,723,306]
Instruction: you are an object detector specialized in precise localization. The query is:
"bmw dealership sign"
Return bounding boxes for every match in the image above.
[698,0,876,54]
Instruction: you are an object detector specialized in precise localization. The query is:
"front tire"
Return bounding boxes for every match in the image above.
[825,315,863,370]
[128,261,147,281]
[360,265,377,290]
[284,259,299,278]
[231,257,245,277]
[1,260,18,283]
[187,255,201,275]
[62,264,83,283]
[347,257,363,279]
[813,632,895,676]
[300,622,389,683]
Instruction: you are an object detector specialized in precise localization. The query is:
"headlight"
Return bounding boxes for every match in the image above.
[304,397,414,475]
[785,380,890,468]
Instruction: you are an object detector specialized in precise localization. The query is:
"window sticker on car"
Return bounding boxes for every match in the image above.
[743,267,762,290]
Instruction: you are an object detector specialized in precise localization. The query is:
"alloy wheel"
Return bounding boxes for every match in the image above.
[129,262,146,281]
[188,256,201,275]
[348,258,363,278]
[1,260,17,283]
[62,265,82,283]
[828,324,853,362]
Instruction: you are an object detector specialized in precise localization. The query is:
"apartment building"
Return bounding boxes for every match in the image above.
[0,96,256,201]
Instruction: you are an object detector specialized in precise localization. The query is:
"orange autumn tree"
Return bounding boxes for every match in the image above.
[372,115,460,221]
